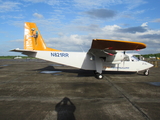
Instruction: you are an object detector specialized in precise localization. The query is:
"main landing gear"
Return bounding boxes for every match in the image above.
[95,72,104,79]
[94,56,104,79]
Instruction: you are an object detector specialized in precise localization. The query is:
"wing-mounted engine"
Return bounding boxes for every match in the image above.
[88,49,125,63]
[108,52,125,63]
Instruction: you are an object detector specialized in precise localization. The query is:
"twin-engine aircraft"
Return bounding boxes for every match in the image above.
[11,22,153,79]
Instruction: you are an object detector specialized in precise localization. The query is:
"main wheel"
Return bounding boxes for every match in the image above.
[95,73,104,79]
[144,70,149,76]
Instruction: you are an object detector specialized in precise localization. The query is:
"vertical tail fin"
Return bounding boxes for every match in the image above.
[24,22,60,51]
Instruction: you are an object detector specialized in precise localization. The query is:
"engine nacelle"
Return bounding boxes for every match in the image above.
[106,52,124,63]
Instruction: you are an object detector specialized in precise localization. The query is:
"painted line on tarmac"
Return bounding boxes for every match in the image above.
[104,75,151,120]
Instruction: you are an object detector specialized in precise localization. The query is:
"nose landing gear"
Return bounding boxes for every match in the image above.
[144,69,149,76]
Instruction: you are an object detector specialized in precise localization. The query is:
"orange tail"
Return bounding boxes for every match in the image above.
[24,22,61,51]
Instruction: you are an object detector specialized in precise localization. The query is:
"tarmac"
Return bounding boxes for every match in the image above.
[0,59,160,120]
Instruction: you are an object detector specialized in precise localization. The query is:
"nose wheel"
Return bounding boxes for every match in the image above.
[144,69,149,76]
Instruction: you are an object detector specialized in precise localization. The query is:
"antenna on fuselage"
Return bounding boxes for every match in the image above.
[79,45,85,52]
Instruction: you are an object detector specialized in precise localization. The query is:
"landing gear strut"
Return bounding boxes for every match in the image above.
[144,69,149,76]
[94,56,104,79]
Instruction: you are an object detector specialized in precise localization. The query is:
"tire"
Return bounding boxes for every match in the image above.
[95,73,104,79]
[144,70,149,76]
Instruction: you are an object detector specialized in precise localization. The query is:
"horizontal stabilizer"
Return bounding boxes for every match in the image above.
[11,48,37,53]
[10,49,37,57]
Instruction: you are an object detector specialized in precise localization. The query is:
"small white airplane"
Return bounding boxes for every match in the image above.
[11,22,153,79]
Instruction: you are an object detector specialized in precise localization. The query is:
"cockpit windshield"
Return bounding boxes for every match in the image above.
[131,56,139,62]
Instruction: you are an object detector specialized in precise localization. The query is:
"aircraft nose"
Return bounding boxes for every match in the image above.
[142,61,154,69]
[148,62,154,68]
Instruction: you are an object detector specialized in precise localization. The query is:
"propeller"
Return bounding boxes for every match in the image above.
[123,51,126,55]
[122,51,126,66]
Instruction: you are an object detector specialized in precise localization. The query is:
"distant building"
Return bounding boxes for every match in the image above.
[14,56,22,59]
[149,56,156,59]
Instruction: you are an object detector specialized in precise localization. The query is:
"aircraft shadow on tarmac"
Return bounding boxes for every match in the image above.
[55,97,76,120]
[35,65,95,77]
[34,65,137,77]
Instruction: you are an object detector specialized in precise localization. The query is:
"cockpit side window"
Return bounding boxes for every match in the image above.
[124,55,130,61]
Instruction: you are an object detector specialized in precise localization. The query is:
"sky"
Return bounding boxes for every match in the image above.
[0,0,160,56]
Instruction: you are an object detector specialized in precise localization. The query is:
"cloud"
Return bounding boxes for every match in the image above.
[115,23,148,34]
[85,8,116,19]
[134,10,145,14]
[33,13,44,19]
[10,39,23,42]
[24,0,46,2]
[140,34,160,39]
[125,0,147,10]
[23,0,59,5]
[24,0,147,10]
[116,26,148,33]
[141,22,148,27]
[0,14,24,19]
[73,0,124,9]
[75,24,101,32]
[0,1,21,12]
[152,18,160,23]
[74,0,147,10]
[46,34,90,51]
